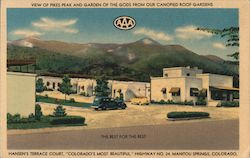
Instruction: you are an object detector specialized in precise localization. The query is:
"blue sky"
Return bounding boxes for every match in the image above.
[7,8,238,60]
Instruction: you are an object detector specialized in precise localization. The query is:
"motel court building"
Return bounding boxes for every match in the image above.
[37,76,150,102]
[150,67,239,106]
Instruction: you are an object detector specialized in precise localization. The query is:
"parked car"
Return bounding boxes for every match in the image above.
[131,97,149,105]
[91,97,127,110]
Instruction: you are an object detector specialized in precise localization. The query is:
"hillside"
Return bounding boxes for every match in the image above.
[7,37,239,84]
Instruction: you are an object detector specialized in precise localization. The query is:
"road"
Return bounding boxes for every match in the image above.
[8,119,238,150]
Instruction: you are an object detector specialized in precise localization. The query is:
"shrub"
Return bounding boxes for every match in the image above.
[184,100,194,105]
[151,100,194,106]
[167,111,209,119]
[69,98,75,103]
[221,101,239,107]
[50,116,85,125]
[195,97,207,106]
[159,99,165,104]
[35,104,43,121]
[80,92,86,96]
[7,113,36,123]
[10,114,21,123]
[53,105,67,117]
[28,113,35,119]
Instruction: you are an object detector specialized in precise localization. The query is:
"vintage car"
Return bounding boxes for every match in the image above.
[130,97,149,105]
[91,97,127,110]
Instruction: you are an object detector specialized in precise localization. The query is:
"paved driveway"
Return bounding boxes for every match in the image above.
[8,119,239,150]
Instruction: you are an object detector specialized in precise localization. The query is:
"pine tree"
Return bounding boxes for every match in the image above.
[94,76,110,97]
[53,105,67,117]
[58,75,72,101]
[36,78,45,93]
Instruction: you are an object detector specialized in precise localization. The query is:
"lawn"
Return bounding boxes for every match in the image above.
[8,116,86,129]
[36,95,92,108]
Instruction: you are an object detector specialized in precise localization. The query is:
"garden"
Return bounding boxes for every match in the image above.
[7,104,86,129]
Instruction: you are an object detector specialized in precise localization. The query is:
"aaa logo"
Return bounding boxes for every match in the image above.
[113,16,136,30]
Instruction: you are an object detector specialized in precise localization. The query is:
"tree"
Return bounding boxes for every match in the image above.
[35,104,43,121]
[53,105,67,117]
[197,27,239,61]
[58,75,73,101]
[36,78,45,94]
[94,76,110,97]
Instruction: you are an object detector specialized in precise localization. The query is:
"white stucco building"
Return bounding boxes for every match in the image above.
[7,72,36,116]
[151,66,238,106]
[110,80,150,101]
[37,76,150,101]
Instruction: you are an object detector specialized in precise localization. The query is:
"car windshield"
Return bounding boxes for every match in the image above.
[94,98,100,102]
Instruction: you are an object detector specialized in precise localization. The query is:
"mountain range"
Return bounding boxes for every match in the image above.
[7,37,238,85]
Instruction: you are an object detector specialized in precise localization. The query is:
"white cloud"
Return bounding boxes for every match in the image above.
[32,17,78,33]
[175,25,212,40]
[213,42,226,50]
[11,29,43,37]
[133,28,173,42]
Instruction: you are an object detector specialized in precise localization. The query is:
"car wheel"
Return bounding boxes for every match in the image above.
[102,106,106,110]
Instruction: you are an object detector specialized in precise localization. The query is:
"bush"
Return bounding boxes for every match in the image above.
[53,105,67,117]
[195,100,207,106]
[7,113,21,123]
[184,100,194,105]
[196,96,207,106]
[167,111,209,119]
[35,104,43,121]
[151,100,194,106]
[221,101,239,107]
[7,113,36,124]
[69,98,75,103]
[50,116,85,125]
[80,92,86,96]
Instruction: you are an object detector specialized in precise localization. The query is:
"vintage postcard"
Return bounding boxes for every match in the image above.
[0,0,249,157]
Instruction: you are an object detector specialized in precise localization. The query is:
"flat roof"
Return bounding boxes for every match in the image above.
[196,73,233,78]
[163,67,202,71]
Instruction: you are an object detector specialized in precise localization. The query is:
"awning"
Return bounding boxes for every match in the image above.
[210,86,239,91]
[190,88,199,94]
[169,87,180,93]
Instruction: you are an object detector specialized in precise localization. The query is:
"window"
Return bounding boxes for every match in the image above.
[46,82,50,86]
[57,83,61,87]
[161,88,167,94]
[172,91,180,96]
[113,89,116,95]
[81,86,85,90]
[186,73,190,76]
[190,88,199,96]
[164,73,168,77]
[52,82,55,89]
